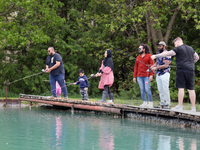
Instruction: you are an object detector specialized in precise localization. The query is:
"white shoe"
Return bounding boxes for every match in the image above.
[140,101,147,107]
[147,102,153,108]
[191,107,196,112]
[107,100,114,103]
[172,105,183,111]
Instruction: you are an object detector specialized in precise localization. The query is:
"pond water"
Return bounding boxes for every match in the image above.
[0,106,199,150]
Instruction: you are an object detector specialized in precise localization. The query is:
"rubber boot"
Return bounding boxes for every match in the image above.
[107,93,114,103]
[98,91,107,102]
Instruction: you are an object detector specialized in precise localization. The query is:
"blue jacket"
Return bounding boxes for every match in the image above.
[76,75,89,88]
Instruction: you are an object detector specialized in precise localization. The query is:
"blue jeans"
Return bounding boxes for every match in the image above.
[50,74,67,97]
[137,77,152,102]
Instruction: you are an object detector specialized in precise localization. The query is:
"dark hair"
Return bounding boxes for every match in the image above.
[48,47,55,51]
[140,44,149,54]
[79,69,84,74]
[106,49,112,57]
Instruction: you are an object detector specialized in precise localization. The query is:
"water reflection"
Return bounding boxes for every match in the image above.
[49,113,199,150]
[178,137,197,150]
[191,139,197,150]
[157,135,171,150]
[0,107,199,150]
[55,116,62,149]
[99,127,115,150]
[139,131,153,150]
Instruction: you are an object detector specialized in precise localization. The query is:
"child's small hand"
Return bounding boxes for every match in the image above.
[85,88,88,91]
[95,73,100,77]
[73,83,76,85]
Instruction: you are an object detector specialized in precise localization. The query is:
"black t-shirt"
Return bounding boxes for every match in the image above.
[46,53,65,76]
[173,44,195,71]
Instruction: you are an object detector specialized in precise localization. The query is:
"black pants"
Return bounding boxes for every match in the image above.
[104,85,111,94]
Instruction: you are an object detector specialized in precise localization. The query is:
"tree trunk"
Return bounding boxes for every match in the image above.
[145,13,153,54]
[164,4,182,44]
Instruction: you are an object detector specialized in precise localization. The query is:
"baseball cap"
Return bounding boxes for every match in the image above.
[156,41,166,46]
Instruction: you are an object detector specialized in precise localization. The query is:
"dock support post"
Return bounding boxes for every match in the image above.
[30,101,32,107]
[122,109,124,118]
[71,104,74,114]
[5,86,7,106]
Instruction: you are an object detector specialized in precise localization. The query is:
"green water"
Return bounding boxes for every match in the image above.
[0,107,199,150]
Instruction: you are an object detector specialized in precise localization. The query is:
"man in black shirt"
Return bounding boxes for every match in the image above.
[151,37,199,111]
[45,47,68,99]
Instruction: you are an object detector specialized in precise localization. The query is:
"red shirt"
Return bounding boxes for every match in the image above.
[133,53,154,78]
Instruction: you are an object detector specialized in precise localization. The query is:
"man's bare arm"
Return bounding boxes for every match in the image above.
[156,50,176,58]
[194,52,199,63]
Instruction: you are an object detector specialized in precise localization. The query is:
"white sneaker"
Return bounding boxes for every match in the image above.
[147,102,153,108]
[107,100,114,103]
[191,107,196,112]
[173,105,183,111]
[140,101,147,107]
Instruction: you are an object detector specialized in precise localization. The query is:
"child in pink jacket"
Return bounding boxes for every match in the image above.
[95,49,114,103]
[56,81,61,98]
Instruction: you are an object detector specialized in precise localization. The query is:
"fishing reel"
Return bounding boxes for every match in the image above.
[146,69,151,72]
[41,69,46,75]
[91,74,95,77]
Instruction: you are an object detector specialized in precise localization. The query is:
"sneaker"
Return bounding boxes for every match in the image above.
[173,105,183,111]
[154,104,163,109]
[162,105,171,109]
[107,100,114,103]
[191,107,196,112]
[147,102,153,108]
[140,101,147,107]
[64,96,68,100]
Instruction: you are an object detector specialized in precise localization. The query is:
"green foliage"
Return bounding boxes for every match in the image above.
[0,0,200,103]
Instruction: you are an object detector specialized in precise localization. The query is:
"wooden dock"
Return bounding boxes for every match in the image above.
[18,94,200,123]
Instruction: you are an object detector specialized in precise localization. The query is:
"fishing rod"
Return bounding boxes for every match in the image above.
[43,80,71,84]
[99,41,153,73]
[4,69,46,85]
[41,74,97,95]
[43,74,96,86]
[99,41,176,68]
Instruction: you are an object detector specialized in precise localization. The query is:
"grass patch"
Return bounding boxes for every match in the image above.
[0,88,19,98]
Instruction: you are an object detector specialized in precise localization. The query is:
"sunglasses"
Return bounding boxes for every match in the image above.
[47,50,50,52]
